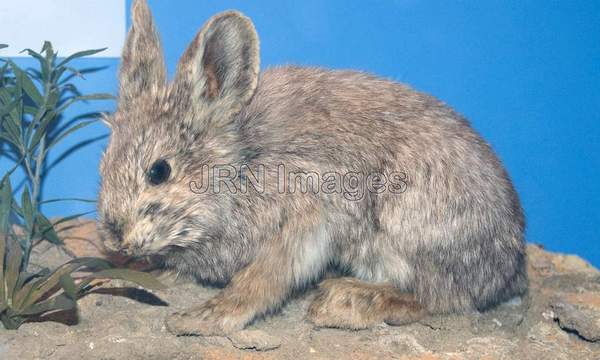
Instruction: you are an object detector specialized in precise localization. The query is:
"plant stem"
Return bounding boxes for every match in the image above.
[21,71,53,259]
[32,136,45,209]
[30,71,54,209]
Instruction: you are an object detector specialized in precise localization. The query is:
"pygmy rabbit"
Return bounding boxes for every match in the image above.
[98,0,527,335]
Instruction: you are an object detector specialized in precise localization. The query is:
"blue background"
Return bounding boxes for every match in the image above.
[2,1,599,266]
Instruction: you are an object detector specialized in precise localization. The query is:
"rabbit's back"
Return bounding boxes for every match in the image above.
[242,65,518,207]
[240,66,527,313]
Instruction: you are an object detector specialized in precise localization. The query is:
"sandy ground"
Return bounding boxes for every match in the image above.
[1,219,599,359]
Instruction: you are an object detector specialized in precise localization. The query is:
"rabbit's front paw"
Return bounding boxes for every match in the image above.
[165,296,250,336]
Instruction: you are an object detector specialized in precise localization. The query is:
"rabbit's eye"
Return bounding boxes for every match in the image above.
[148,159,171,185]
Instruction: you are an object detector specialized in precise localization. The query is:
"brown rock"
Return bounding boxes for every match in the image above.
[54,218,104,258]
[3,228,600,359]
[228,330,282,351]
[551,301,600,342]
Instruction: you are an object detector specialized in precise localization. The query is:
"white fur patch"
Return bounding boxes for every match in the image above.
[353,239,413,288]
[292,223,331,286]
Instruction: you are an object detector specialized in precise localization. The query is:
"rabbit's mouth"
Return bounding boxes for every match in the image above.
[123,255,160,272]
[101,248,160,272]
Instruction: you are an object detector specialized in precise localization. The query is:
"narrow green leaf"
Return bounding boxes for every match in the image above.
[0,61,9,81]
[19,48,48,78]
[39,198,96,205]
[0,88,10,106]
[20,73,43,106]
[12,277,36,310]
[6,61,24,125]
[19,48,44,61]
[10,200,22,217]
[5,242,23,303]
[74,93,114,100]
[0,155,24,180]
[41,41,53,54]
[0,175,13,235]
[52,211,94,230]
[23,105,38,115]
[16,268,49,290]
[12,268,49,308]
[56,48,107,68]
[51,66,66,84]
[55,93,114,114]
[34,212,62,245]
[0,97,22,144]
[21,257,112,309]
[24,107,49,144]
[61,66,84,80]
[21,188,34,233]
[0,228,6,303]
[15,270,37,293]
[40,43,53,81]
[0,310,25,329]
[46,89,60,109]
[27,109,56,152]
[9,63,42,106]
[19,293,76,316]
[1,117,21,146]
[53,99,76,115]
[0,96,19,116]
[59,274,77,300]
[46,119,96,151]
[0,132,18,147]
[81,268,166,291]
[17,273,63,311]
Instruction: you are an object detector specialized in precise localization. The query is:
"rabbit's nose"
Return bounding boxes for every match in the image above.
[121,240,147,256]
[119,241,138,255]
[118,247,132,256]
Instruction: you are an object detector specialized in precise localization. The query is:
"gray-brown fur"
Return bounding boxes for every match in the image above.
[98,0,527,334]
[308,277,426,329]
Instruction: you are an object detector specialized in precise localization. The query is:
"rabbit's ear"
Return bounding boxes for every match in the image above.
[118,0,166,108]
[174,11,259,127]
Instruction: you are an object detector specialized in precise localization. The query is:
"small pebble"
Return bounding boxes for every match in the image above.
[542,310,556,320]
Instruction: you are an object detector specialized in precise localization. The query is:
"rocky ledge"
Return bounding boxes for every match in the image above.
[1,219,599,359]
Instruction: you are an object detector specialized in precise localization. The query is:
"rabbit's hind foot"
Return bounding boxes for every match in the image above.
[307,277,426,329]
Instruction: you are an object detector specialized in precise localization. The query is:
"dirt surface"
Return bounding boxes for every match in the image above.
[2,219,600,359]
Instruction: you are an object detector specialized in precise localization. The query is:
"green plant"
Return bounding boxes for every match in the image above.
[0,232,165,330]
[0,42,112,262]
[0,43,165,330]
